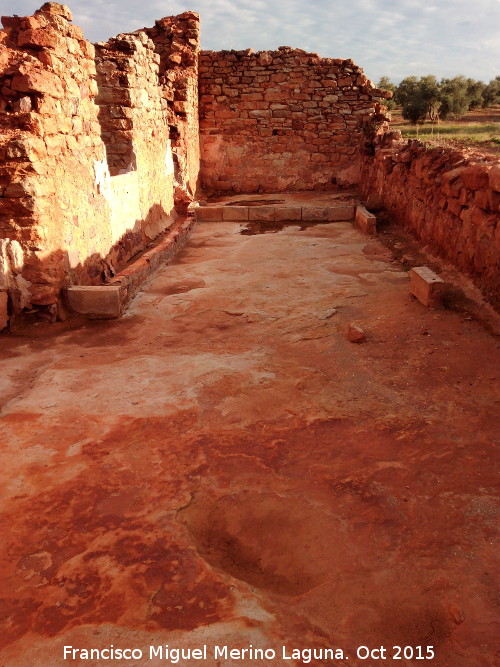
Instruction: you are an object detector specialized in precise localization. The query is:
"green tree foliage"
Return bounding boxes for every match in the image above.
[384,74,500,124]
[466,78,486,109]
[438,76,471,118]
[394,75,440,123]
[377,76,397,109]
[482,76,500,107]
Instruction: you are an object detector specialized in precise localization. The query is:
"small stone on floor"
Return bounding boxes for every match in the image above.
[348,322,366,343]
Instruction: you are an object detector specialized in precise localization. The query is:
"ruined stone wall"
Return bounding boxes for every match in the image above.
[94,31,175,263]
[361,134,500,306]
[0,3,110,311]
[199,48,389,193]
[145,12,200,201]
[0,3,201,323]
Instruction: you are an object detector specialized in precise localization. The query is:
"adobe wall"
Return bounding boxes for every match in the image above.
[199,48,389,193]
[0,2,200,320]
[360,132,500,307]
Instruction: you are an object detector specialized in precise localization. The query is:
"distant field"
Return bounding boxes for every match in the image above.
[388,105,500,154]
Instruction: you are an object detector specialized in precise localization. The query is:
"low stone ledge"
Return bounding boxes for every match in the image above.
[108,216,195,303]
[302,206,330,221]
[196,206,223,221]
[67,216,195,319]
[274,206,302,221]
[248,206,275,222]
[197,204,355,223]
[222,206,249,221]
[410,266,445,308]
[327,205,355,221]
[66,285,123,319]
[355,204,377,234]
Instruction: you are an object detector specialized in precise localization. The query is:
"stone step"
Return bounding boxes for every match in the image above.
[196,204,355,222]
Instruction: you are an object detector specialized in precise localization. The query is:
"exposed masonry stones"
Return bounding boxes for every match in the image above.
[199,47,390,193]
[144,13,200,201]
[360,133,500,307]
[0,3,499,331]
[0,3,200,324]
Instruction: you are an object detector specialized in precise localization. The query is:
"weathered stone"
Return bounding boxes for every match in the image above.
[327,205,355,221]
[274,207,302,221]
[37,2,73,21]
[196,206,223,221]
[347,322,365,343]
[409,266,445,308]
[461,164,490,190]
[248,206,275,222]
[488,165,500,192]
[302,206,329,221]
[66,285,123,318]
[355,205,376,234]
[222,206,249,221]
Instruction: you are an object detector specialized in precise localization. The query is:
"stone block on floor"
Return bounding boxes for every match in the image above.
[409,266,445,307]
[302,206,329,221]
[196,206,223,221]
[327,205,355,221]
[248,206,275,221]
[274,207,302,221]
[222,206,249,221]
[355,205,377,234]
[66,285,123,319]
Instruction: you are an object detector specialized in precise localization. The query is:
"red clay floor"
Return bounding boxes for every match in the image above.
[0,217,498,666]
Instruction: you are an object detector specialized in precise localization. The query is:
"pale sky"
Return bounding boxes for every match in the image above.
[2,0,499,84]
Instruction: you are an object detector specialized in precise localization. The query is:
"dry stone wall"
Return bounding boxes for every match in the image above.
[145,13,200,202]
[0,2,110,311]
[360,133,500,307]
[94,31,174,263]
[0,2,200,324]
[199,48,389,193]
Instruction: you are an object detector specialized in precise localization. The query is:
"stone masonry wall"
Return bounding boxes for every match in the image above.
[94,31,175,261]
[199,48,389,193]
[0,2,110,311]
[360,133,500,307]
[0,3,200,324]
[145,13,200,202]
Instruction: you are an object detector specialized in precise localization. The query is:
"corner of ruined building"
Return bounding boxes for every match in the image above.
[0,2,201,328]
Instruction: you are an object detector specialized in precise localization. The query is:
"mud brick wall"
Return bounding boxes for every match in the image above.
[145,12,200,201]
[199,48,389,193]
[361,135,500,306]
